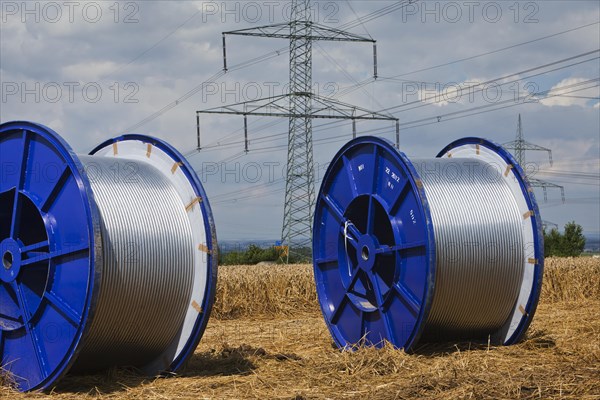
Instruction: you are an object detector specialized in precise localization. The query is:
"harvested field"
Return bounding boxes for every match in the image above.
[2,257,599,399]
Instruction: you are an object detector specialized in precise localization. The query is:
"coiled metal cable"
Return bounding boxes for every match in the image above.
[73,156,195,371]
[413,158,524,339]
[0,122,217,391]
[313,136,543,352]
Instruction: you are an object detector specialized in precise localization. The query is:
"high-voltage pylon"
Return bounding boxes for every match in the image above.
[504,114,565,202]
[197,0,398,256]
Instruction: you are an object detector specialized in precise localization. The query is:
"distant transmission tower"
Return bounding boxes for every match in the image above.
[504,114,565,202]
[197,0,398,257]
[542,220,559,231]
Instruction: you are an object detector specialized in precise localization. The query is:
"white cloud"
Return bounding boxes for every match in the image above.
[62,61,120,82]
[1,1,599,238]
[540,78,599,107]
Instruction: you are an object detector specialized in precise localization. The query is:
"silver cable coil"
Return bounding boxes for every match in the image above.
[72,156,195,371]
[412,158,524,339]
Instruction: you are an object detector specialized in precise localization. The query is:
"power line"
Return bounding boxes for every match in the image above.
[193,51,599,152]
[240,79,600,153]
[206,0,404,254]
[101,8,203,81]
[336,1,417,30]
[378,49,600,114]
[119,10,597,140]
[123,45,289,132]
[317,21,600,101]
[191,1,417,151]
[388,81,599,132]
[204,78,600,204]
[385,20,600,79]
[204,45,599,153]
[343,0,373,39]
[314,42,386,110]
[121,0,419,135]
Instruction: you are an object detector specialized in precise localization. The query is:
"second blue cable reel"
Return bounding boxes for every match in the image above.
[313,136,544,350]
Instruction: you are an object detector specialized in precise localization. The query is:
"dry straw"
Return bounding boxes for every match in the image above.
[541,257,600,302]
[2,257,599,399]
[212,264,319,319]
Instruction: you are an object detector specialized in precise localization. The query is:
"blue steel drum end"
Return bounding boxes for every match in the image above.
[0,121,100,391]
[314,136,543,352]
[312,136,436,351]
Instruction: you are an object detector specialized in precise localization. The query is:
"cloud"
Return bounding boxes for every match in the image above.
[1,0,599,238]
[540,78,599,107]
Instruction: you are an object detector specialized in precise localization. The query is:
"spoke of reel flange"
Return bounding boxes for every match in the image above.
[368,273,386,309]
[342,155,359,197]
[359,309,367,342]
[370,273,397,343]
[10,131,31,240]
[11,281,50,379]
[375,241,426,255]
[22,240,50,253]
[1,281,18,305]
[393,282,421,317]
[21,244,89,267]
[366,196,376,235]
[321,193,345,222]
[315,257,338,267]
[387,178,410,214]
[330,272,362,324]
[44,290,82,326]
[11,281,32,323]
[40,165,70,213]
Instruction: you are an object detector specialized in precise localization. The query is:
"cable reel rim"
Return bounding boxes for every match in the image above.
[89,134,218,373]
[313,135,436,351]
[0,121,102,392]
[436,137,544,345]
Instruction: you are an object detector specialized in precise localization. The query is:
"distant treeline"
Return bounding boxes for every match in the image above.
[218,221,590,265]
[544,222,586,257]
[218,244,311,265]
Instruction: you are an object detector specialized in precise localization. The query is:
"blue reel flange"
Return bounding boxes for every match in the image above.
[313,136,543,351]
[0,121,217,391]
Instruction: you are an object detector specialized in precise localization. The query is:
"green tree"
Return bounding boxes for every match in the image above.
[219,244,282,265]
[543,221,586,257]
[561,221,586,256]
[544,228,562,257]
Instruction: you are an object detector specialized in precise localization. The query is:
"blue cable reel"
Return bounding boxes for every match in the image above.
[0,121,217,391]
[313,136,543,351]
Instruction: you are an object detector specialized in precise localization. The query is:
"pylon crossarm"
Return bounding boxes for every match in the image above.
[527,178,564,189]
[528,178,565,203]
[308,23,375,42]
[223,23,293,38]
[310,95,396,120]
[223,22,375,43]
[198,94,397,121]
[504,140,552,153]
[196,94,290,115]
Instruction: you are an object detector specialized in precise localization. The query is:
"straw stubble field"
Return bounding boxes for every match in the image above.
[2,257,599,399]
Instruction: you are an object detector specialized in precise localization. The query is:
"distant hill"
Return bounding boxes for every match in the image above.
[220,234,600,253]
[584,233,600,252]
[219,240,278,253]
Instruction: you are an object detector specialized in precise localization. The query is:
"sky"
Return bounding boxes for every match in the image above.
[1,0,599,242]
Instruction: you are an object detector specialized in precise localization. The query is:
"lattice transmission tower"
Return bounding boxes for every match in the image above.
[197,0,398,256]
[504,114,565,202]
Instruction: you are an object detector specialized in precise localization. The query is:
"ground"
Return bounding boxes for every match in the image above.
[1,258,599,399]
